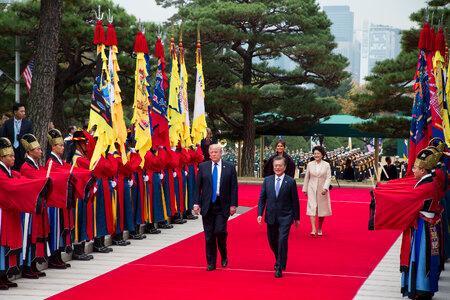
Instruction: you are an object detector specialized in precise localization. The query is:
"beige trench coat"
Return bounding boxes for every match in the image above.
[302,160,332,216]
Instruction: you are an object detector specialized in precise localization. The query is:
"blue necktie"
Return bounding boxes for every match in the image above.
[275,177,281,198]
[212,163,218,203]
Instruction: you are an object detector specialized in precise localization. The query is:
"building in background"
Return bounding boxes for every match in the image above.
[360,23,401,84]
[323,5,360,83]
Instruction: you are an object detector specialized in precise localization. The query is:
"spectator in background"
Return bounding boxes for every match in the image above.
[200,128,217,161]
[0,113,12,136]
[263,139,296,178]
[380,156,398,181]
[342,158,355,180]
[0,103,33,170]
[64,125,77,163]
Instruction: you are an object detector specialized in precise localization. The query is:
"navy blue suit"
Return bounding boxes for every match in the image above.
[258,174,300,270]
[0,118,33,171]
[194,160,238,266]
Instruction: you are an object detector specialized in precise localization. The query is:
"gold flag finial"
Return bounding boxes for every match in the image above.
[197,24,200,43]
[179,23,183,44]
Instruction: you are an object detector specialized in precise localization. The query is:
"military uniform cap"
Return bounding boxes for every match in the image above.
[21,134,40,152]
[72,128,88,141]
[48,129,64,146]
[0,137,14,157]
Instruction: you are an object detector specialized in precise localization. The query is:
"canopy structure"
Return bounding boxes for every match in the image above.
[256,114,389,138]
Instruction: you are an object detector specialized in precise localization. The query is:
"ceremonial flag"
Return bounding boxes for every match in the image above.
[178,38,192,148]
[168,33,182,147]
[191,35,208,146]
[144,52,154,137]
[22,54,35,92]
[152,37,171,149]
[88,20,114,169]
[434,28,450,147]
[407,23,432,174]
[131,31,152,165]
[403,139,408,162]
[106,22,128,164]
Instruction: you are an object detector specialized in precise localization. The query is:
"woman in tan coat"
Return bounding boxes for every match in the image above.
[302,146,331,236]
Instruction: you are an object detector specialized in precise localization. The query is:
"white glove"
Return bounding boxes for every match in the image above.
[128,179,134,188]
[130,148,136,153]
[143,175,150,182]
[110,180,117,188]
[173,171,177,178]
[184,170,188,176]
[93,187,98,194]
[171,146,177,151]
[159,173,164,180]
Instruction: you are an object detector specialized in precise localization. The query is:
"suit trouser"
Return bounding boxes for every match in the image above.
[202,202,228,266]
[267,222,291,270]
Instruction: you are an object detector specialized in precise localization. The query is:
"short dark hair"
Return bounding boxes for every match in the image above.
[2,112,11,118]
[312,146,326,158]
[273,155,286,166]
[385,156,391,163]
[13,103,25,112]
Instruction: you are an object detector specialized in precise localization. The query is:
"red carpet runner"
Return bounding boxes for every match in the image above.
[49,188,400,300]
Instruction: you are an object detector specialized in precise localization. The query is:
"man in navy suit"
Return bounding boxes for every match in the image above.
[194,144,238,271]
[0,103,34,171]
[258,156,300,278]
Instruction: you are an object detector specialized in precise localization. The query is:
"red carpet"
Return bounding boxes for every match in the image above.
[49,187,400,300]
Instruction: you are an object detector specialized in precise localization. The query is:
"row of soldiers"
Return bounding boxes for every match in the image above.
[0,127,204,289]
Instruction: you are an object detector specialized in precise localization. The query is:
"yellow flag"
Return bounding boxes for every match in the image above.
[168,38,183,147]
[191,43,208,145]
[179,45,192,148]
[108,44,128,164]
[132,52,152,165]
[88,44,114,169]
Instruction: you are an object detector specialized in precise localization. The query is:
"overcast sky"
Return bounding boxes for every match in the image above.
[112,0,427,30]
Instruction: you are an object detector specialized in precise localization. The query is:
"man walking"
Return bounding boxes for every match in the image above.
[194,144,238,271]
[258,156,300,278]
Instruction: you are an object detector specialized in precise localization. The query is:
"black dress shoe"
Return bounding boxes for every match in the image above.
[22,271,39,279]
[72,252,92,260]
[34,271,46,277]
[159,223,173,229]
[221,258,228,268]
[48,260,67,269]
[93,245,112,253]
[206,265,216,271]
[172,218,185,224]
[149,228,161,234]
[186,214,198,220]
[3,278,18,287]
[275,269,282,278]
[0,284,8,290]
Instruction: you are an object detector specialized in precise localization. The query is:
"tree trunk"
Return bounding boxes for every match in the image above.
[241,101,255,177]
[27,0,63,163]
[240,55,255,177]
[52,88,67,134]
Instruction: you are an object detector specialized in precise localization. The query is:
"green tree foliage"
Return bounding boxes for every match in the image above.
[0,0,157,133]
[351,1,450,138]
[161,0,349,176]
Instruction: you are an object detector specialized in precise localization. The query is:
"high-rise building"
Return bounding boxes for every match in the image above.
[360,24,401,84]
[323,6,359,81]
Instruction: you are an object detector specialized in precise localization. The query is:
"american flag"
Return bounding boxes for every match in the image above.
[22,55,35,92]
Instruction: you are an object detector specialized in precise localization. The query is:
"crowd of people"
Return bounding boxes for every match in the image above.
[0,103,206,290]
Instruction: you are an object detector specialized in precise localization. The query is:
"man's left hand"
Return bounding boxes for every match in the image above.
[295,220,300,228]
[321,189,327,195]
[230,206,237,216]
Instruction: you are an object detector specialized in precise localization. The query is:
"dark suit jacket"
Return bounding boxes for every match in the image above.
[200,137,218,161]
[1,118,33,168]
[258,174,300,225]
[194,160,238,217]
[263,152,296,178]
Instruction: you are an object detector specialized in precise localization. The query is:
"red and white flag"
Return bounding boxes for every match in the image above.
[22,55,35,92]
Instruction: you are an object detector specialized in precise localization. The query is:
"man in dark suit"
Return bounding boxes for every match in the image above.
[0,103,34,171]
[380,156,398,181]
[194,143,238,271]
[258,156,300,278]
